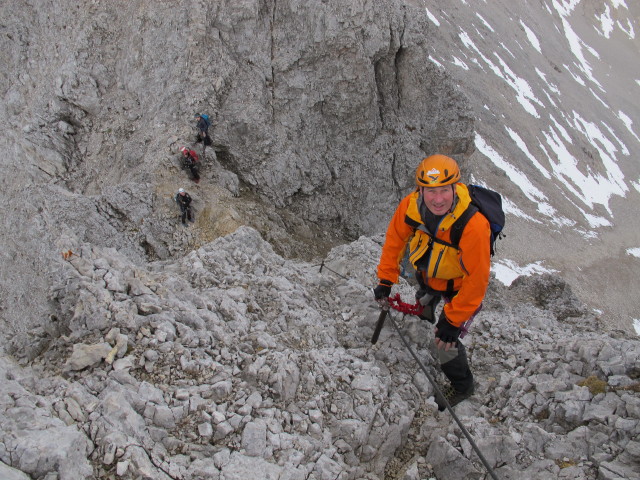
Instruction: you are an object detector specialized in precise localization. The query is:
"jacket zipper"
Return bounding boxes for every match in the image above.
[432,248,444,277]
[409,235,423,260]
[431,217,448,277]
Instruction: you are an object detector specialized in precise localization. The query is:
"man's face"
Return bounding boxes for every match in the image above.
[421,185,455,215]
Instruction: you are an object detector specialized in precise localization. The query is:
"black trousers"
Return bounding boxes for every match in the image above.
[179,205,192,223]
[438,341,474,393]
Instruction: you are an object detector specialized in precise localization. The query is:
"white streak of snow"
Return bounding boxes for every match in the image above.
[571,112,628,194]
[501,196,541,223]
[552,0,603,89]
[493,259,557,286]
[452,56,469,70]
[476,134,554,218]
[428,55,443,69]
[500,42,516,59]
[617,19,635,39]
[597,5,614,38]
[494,54,543,117]
[476,13,495,32]
[616,110,640,143]
[520,20,541,53]
[627,248,640,258]
[425,8,440,27]
[535,68,560,94]
[505,127,552,179]
[540,120,626,222]
[549,114,573,144]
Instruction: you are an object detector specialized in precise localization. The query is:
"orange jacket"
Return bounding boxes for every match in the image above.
[377,183,491,327]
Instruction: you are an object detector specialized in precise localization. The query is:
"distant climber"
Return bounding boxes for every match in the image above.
[373,154,491,411]
[175,188,194,225]
[194,113,212,146]
[180,146,200,183]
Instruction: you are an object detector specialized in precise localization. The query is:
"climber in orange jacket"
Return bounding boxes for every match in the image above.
[374,154,491,410]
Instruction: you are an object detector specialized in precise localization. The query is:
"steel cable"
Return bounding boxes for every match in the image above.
[385,310,500,480]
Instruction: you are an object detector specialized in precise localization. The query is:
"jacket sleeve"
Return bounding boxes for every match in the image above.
[443,212,491,327]
[376,194,415,285]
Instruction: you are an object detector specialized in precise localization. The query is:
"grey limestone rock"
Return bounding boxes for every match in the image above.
[63,342,113,372]
[0,1,640,479]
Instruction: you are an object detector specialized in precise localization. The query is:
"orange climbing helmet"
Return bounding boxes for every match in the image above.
[415,154,461,187]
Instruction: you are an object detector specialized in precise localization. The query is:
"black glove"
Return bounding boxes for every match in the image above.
[435,313,461,344]
[373,280,392,300]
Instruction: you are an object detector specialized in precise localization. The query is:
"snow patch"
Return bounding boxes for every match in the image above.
[520,20,541,52]
[476,13,495,32]
[540,123,626,221]
[617,18,635,39]
[428,55,444,69]
[493,259,557,286]
[451,56,469,70]
[596,4,614,38]
[476,134,553,217]
[506,127,551,179]
[425,8,440,26]
[535,67,560,94]
[627,247,640,258]
[617,110,640,143]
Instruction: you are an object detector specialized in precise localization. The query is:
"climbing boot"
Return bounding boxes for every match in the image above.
[436,383,475,412]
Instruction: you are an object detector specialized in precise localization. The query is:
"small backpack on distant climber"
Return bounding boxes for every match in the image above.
[200,114,211,129]
[449,185,506,256]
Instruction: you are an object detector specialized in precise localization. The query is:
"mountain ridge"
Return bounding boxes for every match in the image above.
[1,0,639,478]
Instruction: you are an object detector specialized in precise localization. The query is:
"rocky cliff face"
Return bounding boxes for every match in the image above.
[1,1,639,479]
[0,0,473,346]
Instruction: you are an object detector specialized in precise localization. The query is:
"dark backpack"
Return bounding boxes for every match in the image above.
[201,114,211,129]
[448,185,506,256]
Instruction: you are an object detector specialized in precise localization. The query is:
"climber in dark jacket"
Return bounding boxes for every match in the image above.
[194,114,211,145]
[175,188,194,225]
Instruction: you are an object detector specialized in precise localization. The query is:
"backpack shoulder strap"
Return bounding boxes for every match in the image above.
[413,201,479,250]
[416,224,458,249]
[449,204,478,248]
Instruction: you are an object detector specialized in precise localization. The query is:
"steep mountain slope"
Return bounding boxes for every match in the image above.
[1,228,639,479]
[2,1,639,342]
[0,0,475,352]
[418,0,640,329]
